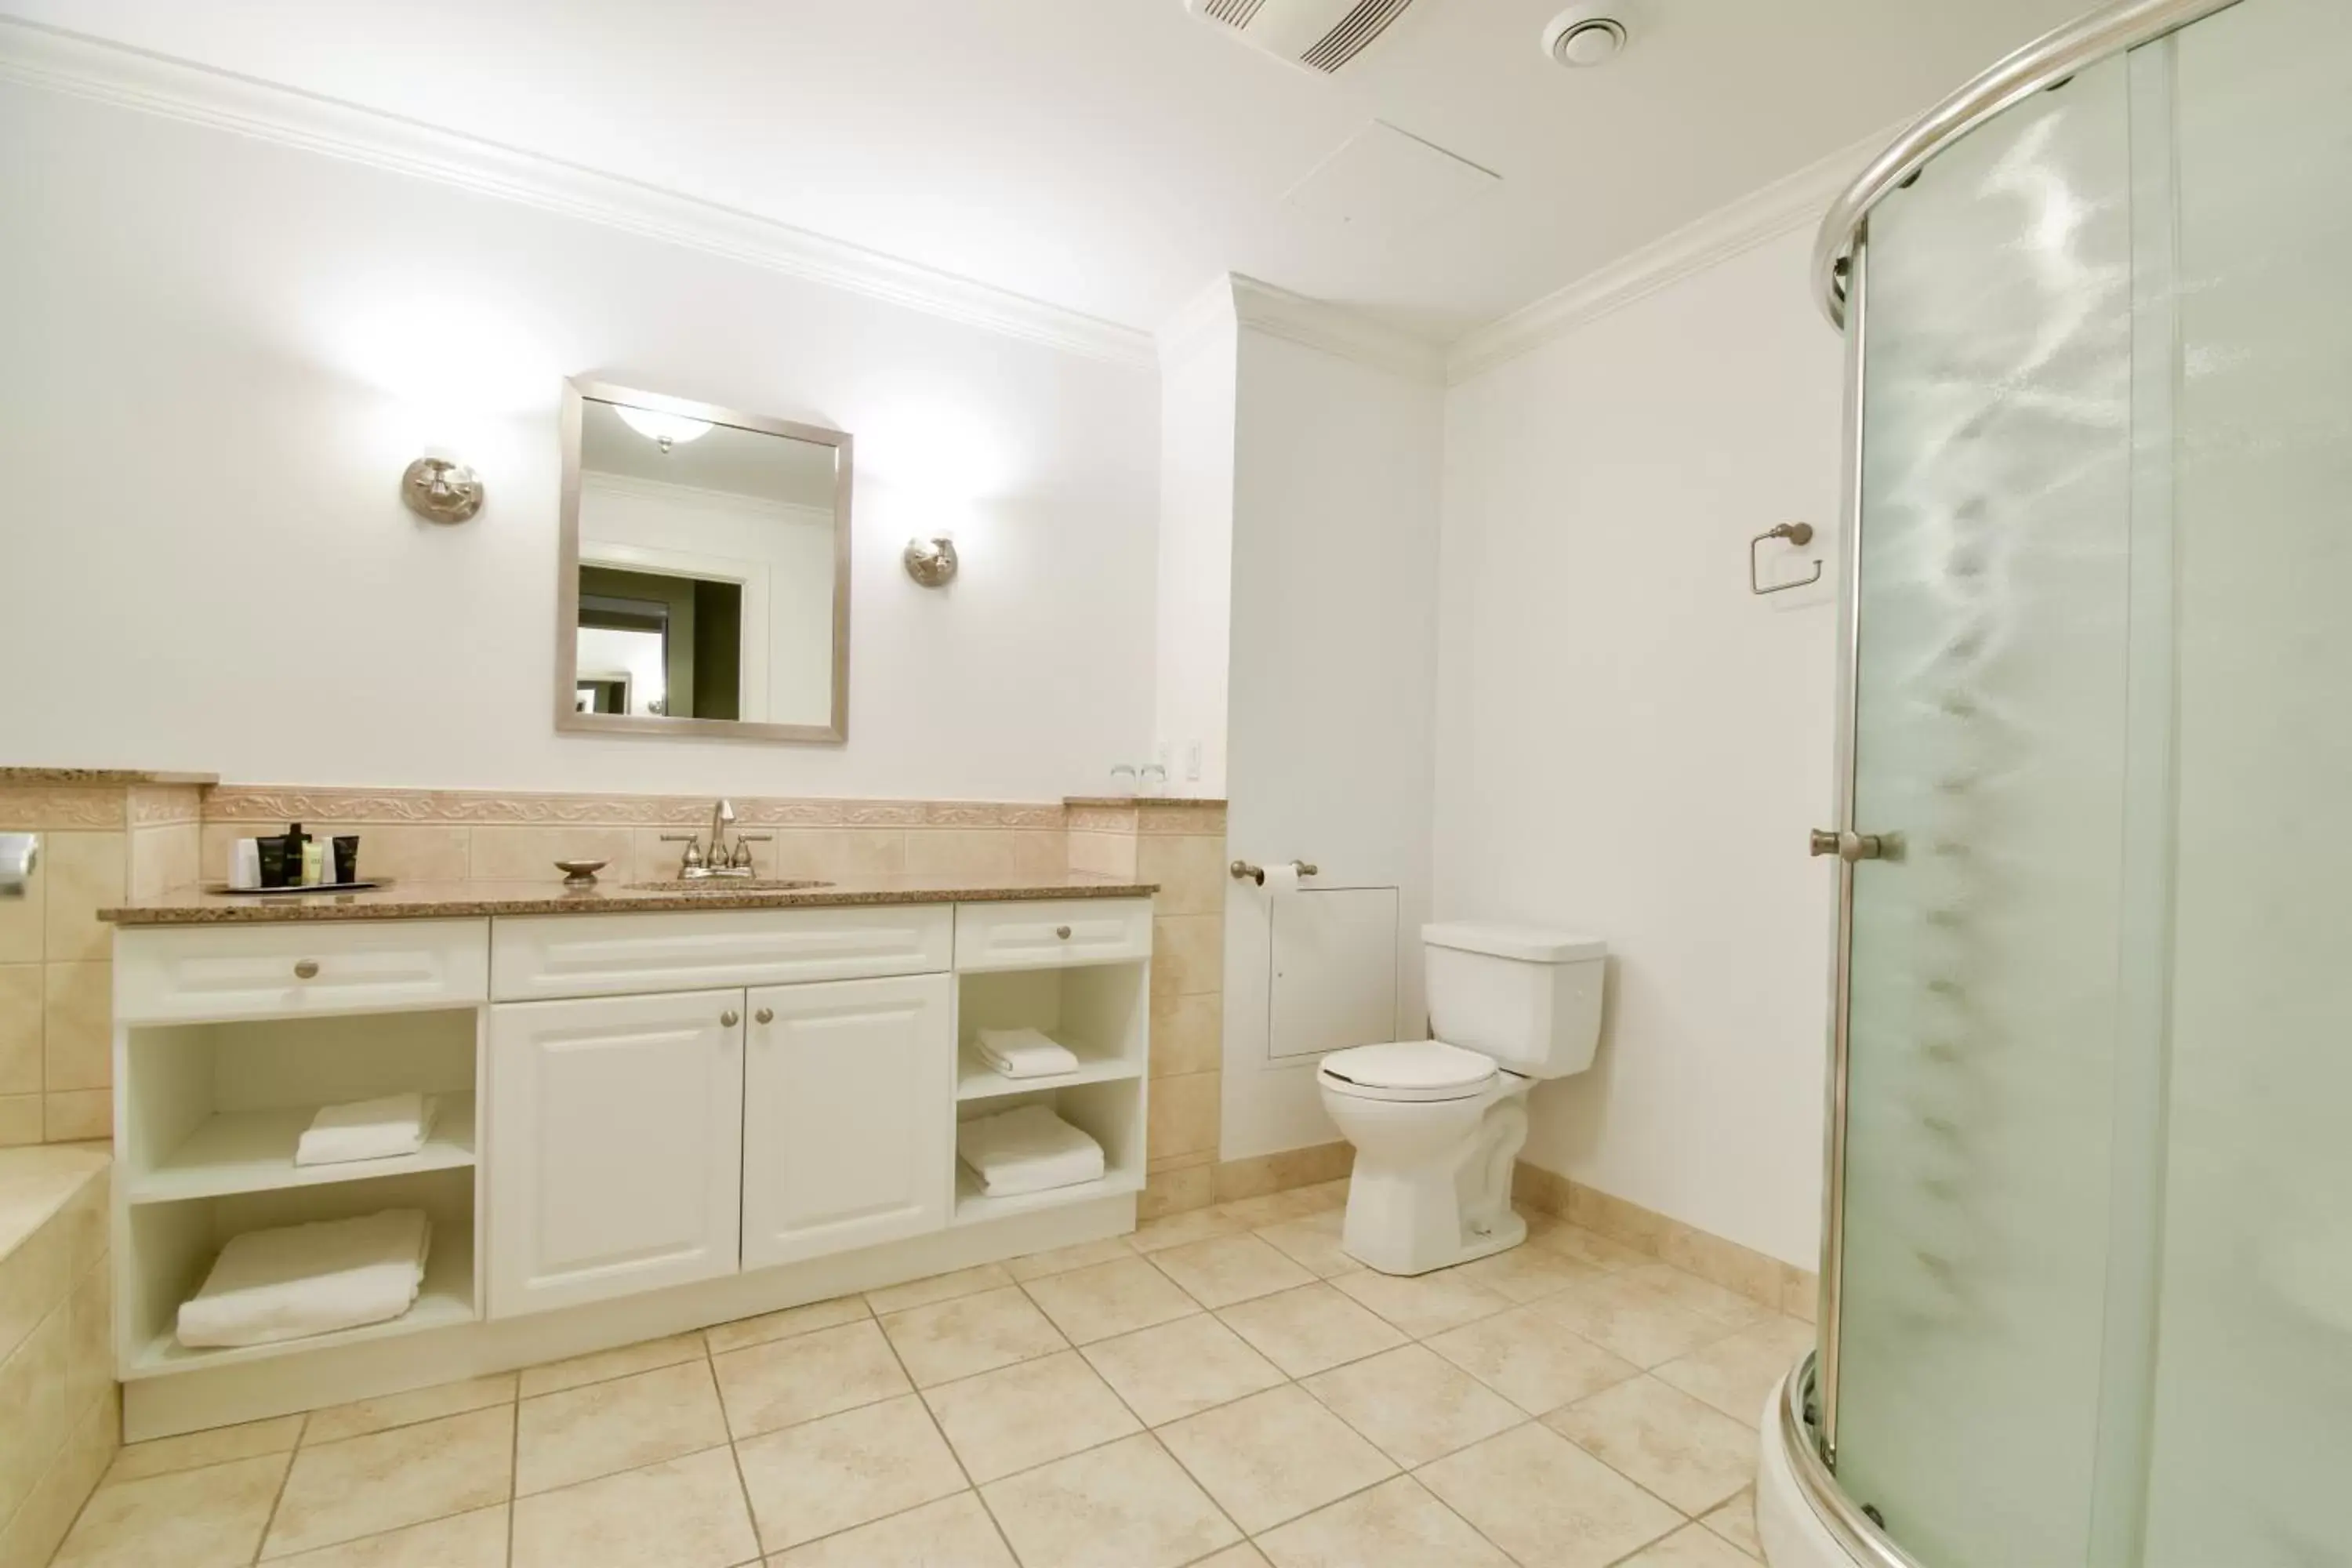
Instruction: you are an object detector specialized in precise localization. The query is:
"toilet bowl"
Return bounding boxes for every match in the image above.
[1319,923,1605,1276]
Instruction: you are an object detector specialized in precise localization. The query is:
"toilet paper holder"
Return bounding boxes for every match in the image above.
[1230,859,1318,885]
[0,834,37,898]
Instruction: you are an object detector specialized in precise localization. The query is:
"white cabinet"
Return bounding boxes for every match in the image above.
[116,919,488,1025]
[492,905,953,1001]
[486,989,744,1317]
[741,974,953,1269]
[954,898,1152,972]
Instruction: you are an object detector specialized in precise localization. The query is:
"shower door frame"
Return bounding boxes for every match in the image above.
[1797,0,2249,1558]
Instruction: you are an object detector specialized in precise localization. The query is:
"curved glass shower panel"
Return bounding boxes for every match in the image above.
[2141,2,2352,1562]
[1835,56,2137,1568]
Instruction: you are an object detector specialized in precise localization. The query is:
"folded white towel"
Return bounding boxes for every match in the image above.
[295,1094,438,1167]
[176,1209,430,1349]
[975,1027,1080,1080]
[957,1105,1105,1197]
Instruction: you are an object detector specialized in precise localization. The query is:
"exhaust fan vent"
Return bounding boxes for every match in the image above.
[1185,0,1421,74]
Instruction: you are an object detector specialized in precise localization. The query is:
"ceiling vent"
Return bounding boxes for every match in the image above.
[1185,0,1421,74]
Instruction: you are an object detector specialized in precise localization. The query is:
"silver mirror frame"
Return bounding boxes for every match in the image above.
[556,376,853,745]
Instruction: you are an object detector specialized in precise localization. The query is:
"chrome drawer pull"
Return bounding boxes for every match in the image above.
[720,1010,740,1028]
[292,960,320,980]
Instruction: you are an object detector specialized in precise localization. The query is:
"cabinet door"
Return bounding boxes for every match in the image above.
[487,989,744,1316]
[742,973,953,1270]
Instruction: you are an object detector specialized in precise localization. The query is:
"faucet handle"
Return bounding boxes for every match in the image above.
[660,833,705,869]
[731,833,771,871]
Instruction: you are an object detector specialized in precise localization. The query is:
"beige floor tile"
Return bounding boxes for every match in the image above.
[1621,1264,1773,1327]
[1127,1207,1246,1254]
[517,1329,705,1397]
[1621,1523,1764,1567]
[1534,1275,1740,1369]
[866,1262,1013,1315]
[1157,1385,1397,1534]
[514,1359,728,1496]
[1701,1488,1764,1559]
[1022,1257,1201,1344]
[923,1349,1142,1483]
[1080,1312,1287,1426]
[54,1452,288,1568]
[1332,1266,1512,1339]
[105,1414,303,1483]
[705,1294,868,1356]
[767,1491,1014,1567]
[306,1373,517,1445]
[1652,1318,1813,1428]
[978,1433,1240,1568]
[1417,1423,1682,1568]
[1300,1345,1525,1468]
[1533,1222,1650,1271]
[734,1394,967,1551]
[1147,1233,1315,1308]
[1425,1305,1643,1416]
[713,1318,912,1439]
[1255,1475,1513,1568]
[1192,1547,1272,1568]
[1446,1242,1606,1305]
[1004,1235,1136,1282]
[1546,1375,1758,1513]
[881,1285,1066,1387]
[263,1406,514,1559]
[1215,1282,1406,1377]
[1251,1214,1360,1280]
[512,1445,755,1568]
[263,1505,508,1567]
[1212,1188,1337,1229]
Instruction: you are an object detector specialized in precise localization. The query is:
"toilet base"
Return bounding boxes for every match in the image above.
[1333,1083,1532,1276]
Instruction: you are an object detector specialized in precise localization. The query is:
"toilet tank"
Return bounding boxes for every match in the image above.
[1422,922,1606,1079]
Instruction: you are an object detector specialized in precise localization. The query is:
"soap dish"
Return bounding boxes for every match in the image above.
[554,859,608,889]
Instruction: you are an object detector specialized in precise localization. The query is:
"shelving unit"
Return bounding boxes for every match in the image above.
[951,962,1149,1225]
[114,1006,485,1380]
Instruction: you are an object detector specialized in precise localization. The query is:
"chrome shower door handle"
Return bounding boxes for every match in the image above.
[1809,829,1887,862]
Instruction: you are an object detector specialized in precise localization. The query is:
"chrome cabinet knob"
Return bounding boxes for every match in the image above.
[1809,829,1887,862]
[720,1009,740,1028]
[1054,925,1072,940]
[753,1007,773,1025]
[292,960,320,979]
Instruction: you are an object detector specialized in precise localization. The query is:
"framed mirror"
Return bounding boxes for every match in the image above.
[556,377,851,742]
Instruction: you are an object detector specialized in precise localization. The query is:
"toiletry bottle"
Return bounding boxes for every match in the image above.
[302,839,326,886]
[332,836,360,886]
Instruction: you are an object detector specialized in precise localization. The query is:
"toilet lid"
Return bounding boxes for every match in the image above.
[1319,1040,1497,1102]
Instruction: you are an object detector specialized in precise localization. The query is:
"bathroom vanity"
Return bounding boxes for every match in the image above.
[100,876,1154,1439]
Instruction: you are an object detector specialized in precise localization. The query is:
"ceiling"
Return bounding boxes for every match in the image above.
[0,0,2089,342]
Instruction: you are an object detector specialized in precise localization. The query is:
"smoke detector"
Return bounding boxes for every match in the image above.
[1183,0,1423,74]
[1543,5,1629,67]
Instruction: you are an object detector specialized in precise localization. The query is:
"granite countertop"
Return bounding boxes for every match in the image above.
[100,871,1159,925]
[0,768,218,786]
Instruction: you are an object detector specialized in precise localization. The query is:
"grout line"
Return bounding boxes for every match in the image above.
[248,1428,303,1566]
[505,1392,522,1566]
[706,1330,768,1565]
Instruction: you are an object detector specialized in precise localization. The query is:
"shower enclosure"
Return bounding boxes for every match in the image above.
[1770,0,2352,1564]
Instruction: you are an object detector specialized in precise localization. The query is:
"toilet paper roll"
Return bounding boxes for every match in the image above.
[1261,862,1301,896]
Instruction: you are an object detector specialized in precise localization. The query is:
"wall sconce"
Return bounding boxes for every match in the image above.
[902,535,959,587]
[401,457,485,524]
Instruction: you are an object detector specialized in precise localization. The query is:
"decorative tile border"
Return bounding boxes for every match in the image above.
[1514,1162,1820,1321]
[126,786,202,826]
[1068,802,1229,836]
[203,786,1068,831]
[0,786,126,830]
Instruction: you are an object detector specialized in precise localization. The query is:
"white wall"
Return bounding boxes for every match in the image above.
[0,83,1156,800]
[1223,328,1444,1160]
[1152,287,1238,797]
[1432,228,1842,1267]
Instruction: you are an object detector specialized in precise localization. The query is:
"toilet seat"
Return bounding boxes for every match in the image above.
[1318,1040,1498,1103]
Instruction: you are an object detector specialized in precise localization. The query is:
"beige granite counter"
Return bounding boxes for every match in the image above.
[100,871,1158,925]
[0,768,217,786]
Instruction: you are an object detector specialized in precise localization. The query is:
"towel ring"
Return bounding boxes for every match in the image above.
[1751,522,1822,596]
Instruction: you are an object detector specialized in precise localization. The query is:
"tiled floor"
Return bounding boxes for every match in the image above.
[50,1185,1809,1568]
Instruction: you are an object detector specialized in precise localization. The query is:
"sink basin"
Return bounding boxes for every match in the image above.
[624,879,833,894]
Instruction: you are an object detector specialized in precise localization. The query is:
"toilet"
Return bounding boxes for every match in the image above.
[1318,921,1606,1276]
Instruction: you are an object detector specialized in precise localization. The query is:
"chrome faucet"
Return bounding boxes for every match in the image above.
[659,799,771,879]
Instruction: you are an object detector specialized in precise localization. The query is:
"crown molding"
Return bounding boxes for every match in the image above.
[1154,277,1241,374]
[1445,125,1900,386]
[1229,275,1448,386]
[0,19,1157,369]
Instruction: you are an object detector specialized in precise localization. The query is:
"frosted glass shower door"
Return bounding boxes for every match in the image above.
[1831,55,2140,1568]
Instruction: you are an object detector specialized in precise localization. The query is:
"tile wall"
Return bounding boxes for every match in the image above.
[0,1145,117,1568]
[0,783,199,1145]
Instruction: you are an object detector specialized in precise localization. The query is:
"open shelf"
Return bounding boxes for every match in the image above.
[956,1049,1142,1103]
[125,1221,476,1379]
[129,1094,477,1204]
[952,1076,1144,1227]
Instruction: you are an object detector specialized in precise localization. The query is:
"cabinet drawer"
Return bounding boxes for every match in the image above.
[954,898,1152,972]
[115,920,490,1024]
[492,904,953,1001]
